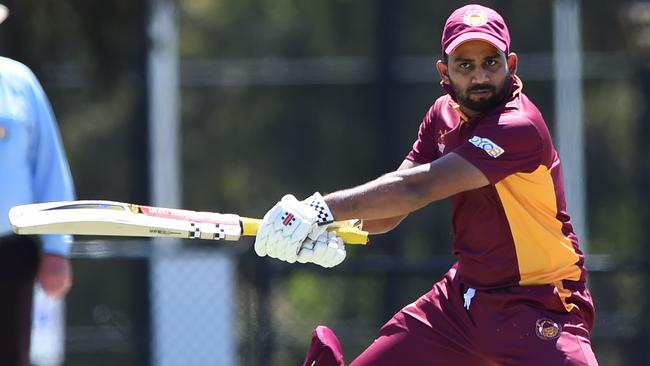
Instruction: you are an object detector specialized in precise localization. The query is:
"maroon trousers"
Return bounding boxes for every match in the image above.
[350,264,598,366]
[0,235,40,366]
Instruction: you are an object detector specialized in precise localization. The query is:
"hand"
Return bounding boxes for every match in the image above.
[37,254,73,299]
[255,193,334,263]
[297,231,346,268]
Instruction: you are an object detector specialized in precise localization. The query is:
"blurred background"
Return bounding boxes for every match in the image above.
[1,0,649,365]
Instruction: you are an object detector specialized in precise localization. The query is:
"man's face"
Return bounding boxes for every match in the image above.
[439,40,514,115]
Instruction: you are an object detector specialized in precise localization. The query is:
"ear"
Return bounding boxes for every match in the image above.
[436,60,450,84]
[506,52,518,75]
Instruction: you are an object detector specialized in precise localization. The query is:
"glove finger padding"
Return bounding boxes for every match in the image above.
[255,216,276,257]
[265,229,287,259]
[296,239,315,264]
[277,235,301,263]
[302,231,346,268]
[255,203,291,257]
[326,232,346,267]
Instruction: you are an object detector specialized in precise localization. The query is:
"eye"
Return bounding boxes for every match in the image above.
[458,62,471,69]
[485,59,499,67]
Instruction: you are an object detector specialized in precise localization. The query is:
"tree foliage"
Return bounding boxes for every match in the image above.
[1,0,646,364]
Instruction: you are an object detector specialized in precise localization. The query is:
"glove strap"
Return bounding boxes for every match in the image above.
[304,192,334,225]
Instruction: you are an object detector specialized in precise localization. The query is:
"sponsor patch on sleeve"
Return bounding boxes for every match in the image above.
[468,136,505,158]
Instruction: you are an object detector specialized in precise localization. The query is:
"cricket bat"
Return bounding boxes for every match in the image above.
[8,200,369,245]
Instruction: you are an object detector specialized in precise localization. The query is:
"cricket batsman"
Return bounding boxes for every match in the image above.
[254,4,599,365]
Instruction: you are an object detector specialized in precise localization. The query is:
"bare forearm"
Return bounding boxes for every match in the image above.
[362,216,407,234]
[324,167,433,221]
[323,153,489,222]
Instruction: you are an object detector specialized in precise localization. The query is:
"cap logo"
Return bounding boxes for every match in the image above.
[463,9,488,26]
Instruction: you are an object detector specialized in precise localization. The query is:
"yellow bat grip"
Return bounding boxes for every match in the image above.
[240,217,369,245]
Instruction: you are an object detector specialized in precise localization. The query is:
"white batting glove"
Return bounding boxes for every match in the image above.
[255,193,334,264]
[297,231,346,268]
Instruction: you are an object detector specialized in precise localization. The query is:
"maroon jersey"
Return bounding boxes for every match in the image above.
[407,76,586,289]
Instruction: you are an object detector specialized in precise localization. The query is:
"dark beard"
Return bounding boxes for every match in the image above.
[450,75,513,114]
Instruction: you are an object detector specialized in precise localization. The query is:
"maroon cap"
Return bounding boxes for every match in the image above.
[442,4,510,55]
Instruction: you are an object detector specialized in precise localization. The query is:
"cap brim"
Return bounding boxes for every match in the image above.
[445,32,507,54]
[0,5,8,24]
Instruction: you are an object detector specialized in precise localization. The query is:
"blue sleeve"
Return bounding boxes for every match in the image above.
[27,69,76,256]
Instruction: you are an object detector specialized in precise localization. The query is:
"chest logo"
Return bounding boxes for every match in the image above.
[436,130,448,154]
[468,136,505,158]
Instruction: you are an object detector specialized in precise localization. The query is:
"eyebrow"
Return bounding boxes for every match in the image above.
[453,53,501,63]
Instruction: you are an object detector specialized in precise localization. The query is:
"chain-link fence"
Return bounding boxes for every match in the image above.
[61,239,650,366]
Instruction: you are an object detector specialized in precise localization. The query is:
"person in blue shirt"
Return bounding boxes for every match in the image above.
[0,4,75,365]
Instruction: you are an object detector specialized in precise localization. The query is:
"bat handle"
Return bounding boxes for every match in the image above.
[240,217,369,245]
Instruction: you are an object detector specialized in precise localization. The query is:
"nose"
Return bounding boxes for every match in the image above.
[471,68,490,84]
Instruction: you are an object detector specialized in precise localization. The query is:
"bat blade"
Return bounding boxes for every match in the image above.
[9,200,244,241]
[8,200,369,244]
